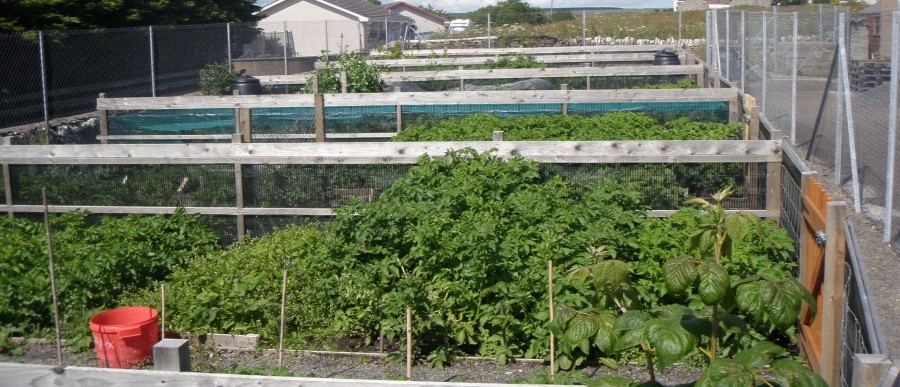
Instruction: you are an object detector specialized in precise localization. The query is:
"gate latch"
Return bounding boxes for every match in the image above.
[815,230,827,246]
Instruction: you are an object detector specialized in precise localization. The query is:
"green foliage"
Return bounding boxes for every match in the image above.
[479,54,547,69]
[470,0,548,25]
[0,327,25,356]
[124,225,335,343]
[0,0,259,32]
[395,112,739,142]
[306,52,385,93]
[420,4,451,19]
[199,62,235,96]
[638,78,699,89]
[0,210,217,342]
[696,345,826,387]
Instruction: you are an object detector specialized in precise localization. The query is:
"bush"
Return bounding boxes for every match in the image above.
[479,54,547,69]
[0,211,218,335]
[199,62,234,95]
[305,52,385,93]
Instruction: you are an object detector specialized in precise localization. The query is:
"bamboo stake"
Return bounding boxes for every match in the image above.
[278,268,287,367]
[406,307,412,380]
[42,188,63,367]
[161,283,166,339]
[548,260,555,377]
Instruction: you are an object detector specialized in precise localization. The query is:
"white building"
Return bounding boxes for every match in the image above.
[385,2,448,35]
[254,0,412,56]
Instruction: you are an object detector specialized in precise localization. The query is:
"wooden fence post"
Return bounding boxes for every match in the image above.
[851,354,892,387]
[492,131,504,141]
[98,93,109,144]
[714,70,722,88]
[798,171,818,286]
[458,66,465,91]
[729,93,740,124]
[561,84,569,115]
[821,201,847,387]
[766,152,783,222]
[232,134,245,243]
[313,74,325,143]
[2,136,12,219]
[339,70,348,94]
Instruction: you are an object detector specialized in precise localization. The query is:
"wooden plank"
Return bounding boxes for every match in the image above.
[234,162,245,242]
[766,160,783,223]
[314,94,325,143]
[238,108,252,143]
[359,53,656,69]
[258,65,706,85]
[0,141,783,165]
[0,362,559,387]
[821,201,847,387]
[368,45,669,58]
[97,89,736,111]
[2,205,334,216]
[252,133,398,140]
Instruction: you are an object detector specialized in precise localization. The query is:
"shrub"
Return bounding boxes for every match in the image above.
[479,54,547,69]
[199,62,234,95]
[305,52,385,93]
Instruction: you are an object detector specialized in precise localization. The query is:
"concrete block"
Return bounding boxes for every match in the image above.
[206,333,260,350]
[153,339,190,372]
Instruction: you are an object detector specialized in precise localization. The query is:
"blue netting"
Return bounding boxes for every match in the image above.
[109,109,234,134]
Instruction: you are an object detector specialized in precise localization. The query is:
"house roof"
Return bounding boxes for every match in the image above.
[259,0,412,22]
[385,2,449,23]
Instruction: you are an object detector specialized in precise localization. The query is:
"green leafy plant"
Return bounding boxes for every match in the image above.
[479,53,547,69]
[199,62,234,95]
[305,51,385,93]
[0,327,25,356]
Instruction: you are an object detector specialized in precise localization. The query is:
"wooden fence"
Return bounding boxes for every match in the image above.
[368,44,669,58]
[1,140,783,242]
[257,65,705,89]
[317,52,659,70]
[93,88,739,143]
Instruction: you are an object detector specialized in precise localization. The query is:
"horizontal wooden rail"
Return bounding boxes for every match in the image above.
[257,65,703,86]
[97,89,737,110]
[97,134,234,141]
[318,53,656,69]
[0,141,782,165]
[369,44,670,58]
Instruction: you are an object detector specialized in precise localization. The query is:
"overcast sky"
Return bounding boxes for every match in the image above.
[255,0,674,13]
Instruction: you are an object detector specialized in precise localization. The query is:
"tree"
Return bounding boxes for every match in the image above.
[0,0,260,33]
[367,0,382,4]
[469,0,547,26]
[771,0,805,5]
[421,4,451,20]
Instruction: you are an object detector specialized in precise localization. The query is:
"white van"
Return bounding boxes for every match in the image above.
[448,19,471,33]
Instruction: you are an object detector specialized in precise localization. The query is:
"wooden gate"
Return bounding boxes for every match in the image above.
[797,173,847,386]
[798,174,830,372]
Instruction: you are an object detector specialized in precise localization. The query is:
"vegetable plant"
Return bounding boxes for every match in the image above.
[199,62,234,95]
[306,51,386,93]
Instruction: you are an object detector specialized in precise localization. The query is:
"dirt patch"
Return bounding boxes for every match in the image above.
[0,340,702,384]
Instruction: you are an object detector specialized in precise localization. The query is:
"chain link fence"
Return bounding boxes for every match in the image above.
[713,6,898,386]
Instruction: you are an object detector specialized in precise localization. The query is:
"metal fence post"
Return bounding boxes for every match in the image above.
[38,31,49,128]
[836,71,844,186]
[885,11,899,242]
[773,7,778,75]
[227,22,233,71]
[325,20,329,53]
[385,17,389,47]
[838,13,862,213]
[487,13,492,49]
[791,12,798,145]
[283,22,288,75]
[819,4,824,41]
[2,136,12,219]
[762,11,768,117]
[149,26,156,97]
[582,11,586,47]
[678,10,682,48]
[725,10,730,81]
[741,11,745,93]
[706,11,712,69]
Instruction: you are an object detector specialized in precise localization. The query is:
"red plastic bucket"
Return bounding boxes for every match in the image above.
[89,306,159,368]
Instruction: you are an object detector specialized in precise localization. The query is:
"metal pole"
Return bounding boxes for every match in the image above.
[713,10,721,72]
[487,13,491,49]
[819,4,824,42]
[773,7,778,75]
[838,13,862,213]
[38,31,49,128]
[885,11,899,242]
[227,23,233,71]
[325,20,329,53]
[385,17,389,47]
[706,12,712,69]
[42,188,63,367]
[283,22,288,75]
[678,10,682,48]
[791,12,798,145]
[725,10,730,81]
[149,26,156,97]
[836,76,843,186]
[741,11,745,93]
[762,12,768,116]
[582,11,586,47]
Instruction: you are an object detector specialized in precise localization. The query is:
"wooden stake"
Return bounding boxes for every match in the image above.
[406,307,412,380]
[821,201,847,386]
[42,188,63,367]
[548,260,555,377]
[278,268,287,367]
[161,283,166,339]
